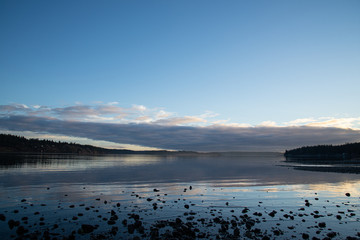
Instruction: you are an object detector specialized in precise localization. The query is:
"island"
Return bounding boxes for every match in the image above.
[284,142,360,160]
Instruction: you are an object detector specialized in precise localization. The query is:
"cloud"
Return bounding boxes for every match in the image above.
[283,117,360,130]
[0,115,359,151]
[0,103,30,113]
[1,103,360,151]
[132,104,147,112]
[153,116,207,126]
[0,103,215,126]
[258,121,278,127]
[156,110,172,119]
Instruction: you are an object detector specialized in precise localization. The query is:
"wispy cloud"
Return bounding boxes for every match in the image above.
[283,117,360,130]
[153,116,207,126]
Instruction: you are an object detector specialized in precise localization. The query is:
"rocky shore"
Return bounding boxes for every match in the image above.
[0,186,359,240]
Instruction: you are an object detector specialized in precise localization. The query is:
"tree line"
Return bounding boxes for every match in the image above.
[284,142,360,159]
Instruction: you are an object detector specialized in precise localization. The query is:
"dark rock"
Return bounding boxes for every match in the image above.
[8,220,20,229]
[153,189,160,192]
[302,233,309,239]
[81,224,96,234]
[184,204,190,209]
[110,226,118,235]
[345,193,351,197]
[0,214,6,221]
[107,220,116,225]
[242,208,249,213]
[269,210,277,217]
[245,220,255,230]
[318,222,326,228]
[128,224,135,234]
[327,232,337,238]
[16,226,28,235]
[69,205,75,208]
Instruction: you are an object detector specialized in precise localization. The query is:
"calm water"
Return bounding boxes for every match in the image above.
[0,153,359,239]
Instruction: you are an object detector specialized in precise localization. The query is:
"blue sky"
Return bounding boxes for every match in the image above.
[1,1,360,151]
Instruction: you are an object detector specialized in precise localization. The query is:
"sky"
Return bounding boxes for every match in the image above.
[1,0,360,151]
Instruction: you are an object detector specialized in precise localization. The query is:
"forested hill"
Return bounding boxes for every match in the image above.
[284,142,360,159]
[0,134,124,154]
[0,134,204,155]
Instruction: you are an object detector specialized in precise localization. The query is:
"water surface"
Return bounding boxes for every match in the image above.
[0,153,359,239]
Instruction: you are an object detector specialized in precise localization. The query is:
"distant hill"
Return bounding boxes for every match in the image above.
[0,134,201,155]
[284,142,360,160]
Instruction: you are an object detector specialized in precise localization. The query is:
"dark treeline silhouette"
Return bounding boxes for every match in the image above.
[284,142,360,159]
[0,133,120,154]
[0,134,206,155]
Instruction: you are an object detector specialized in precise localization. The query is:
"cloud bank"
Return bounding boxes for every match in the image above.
[1,114,359,152]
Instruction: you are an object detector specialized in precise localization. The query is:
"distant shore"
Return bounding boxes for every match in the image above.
[284,142,360,160]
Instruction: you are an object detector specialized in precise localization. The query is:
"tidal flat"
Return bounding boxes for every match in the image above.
[0,153,359,239]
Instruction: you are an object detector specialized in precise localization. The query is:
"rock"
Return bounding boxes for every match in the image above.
[107,220,116,225]
[0,214,6,221]
[269,210,277,217]
[153,189,160,192]
[345,193,351,197]
[16,226,28,235]
[327,232,337,238]
[8,220,20,229]
[318,222,326,228]
[111,226,118,235]
[128,224,135,234]
[184,204,190,209]
[81,224,96,234]
[234,227,240,237]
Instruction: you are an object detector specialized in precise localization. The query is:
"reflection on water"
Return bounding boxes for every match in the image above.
[0,153,359,239]
[0,153,359,187]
